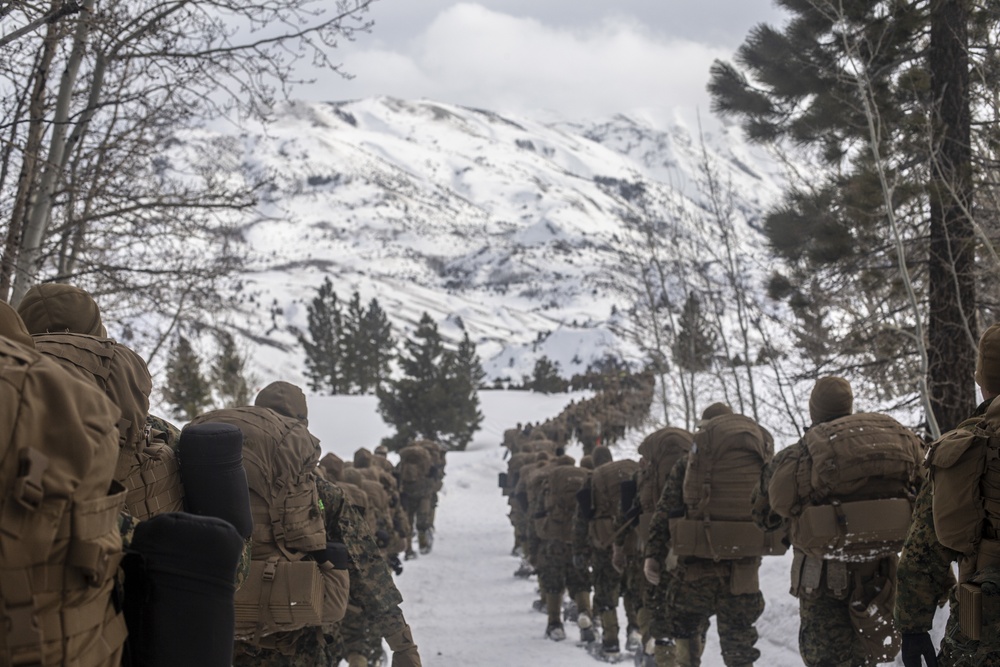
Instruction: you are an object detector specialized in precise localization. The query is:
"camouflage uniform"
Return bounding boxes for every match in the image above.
[752,443,896,667]
[895,399,996,667]
[145,413,181,448]
[647,455,764,667]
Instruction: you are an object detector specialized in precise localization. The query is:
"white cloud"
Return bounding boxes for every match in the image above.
[307,3,731,121]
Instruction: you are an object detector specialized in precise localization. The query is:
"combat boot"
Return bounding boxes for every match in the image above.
[653,638,676,667]
[638,638,657,667]
[545,591,565,640]
[418,528,433,554]
[627,623,643,652]
[574,591,595,642]
[600,608,620,653]
[514,557,534,578]
[674,638,696,667]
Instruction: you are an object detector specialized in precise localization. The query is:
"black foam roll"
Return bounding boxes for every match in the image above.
[122,512,244,667]
[178,422,253,539]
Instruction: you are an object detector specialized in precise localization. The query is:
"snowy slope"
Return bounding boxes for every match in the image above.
[308,390,945,667]
[170,98,786,394]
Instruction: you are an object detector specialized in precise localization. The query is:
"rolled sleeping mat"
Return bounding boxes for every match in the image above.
[178,422,253,539]
[122,512,245,667]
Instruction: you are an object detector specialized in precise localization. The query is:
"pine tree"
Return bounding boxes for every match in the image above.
[212,330,252,408]
[377,313,483,451]
[342,290,366,393]
[530,356,567,394]
[297,276,344,394]
[362,297,395,393]
[709,0,992,431]
[441,332,485,450]
[164,335,211,421]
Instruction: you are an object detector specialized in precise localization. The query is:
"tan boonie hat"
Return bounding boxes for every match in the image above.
[0,301,34,348]
[976,324,1000,394]
[17,283,106,336]
[254,381,308,422]
[698,402,732,428]
[808,376,853,425]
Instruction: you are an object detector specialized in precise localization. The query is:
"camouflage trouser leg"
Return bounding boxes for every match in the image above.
[938,613,1000,667]
[416,495,434,533]
[340,604,370,661]
[798,591,873,667]
[667,574,763,667]
[234,628,335,667]
[538,540,591,597]
[592,549,622,617]
[621,552,642,629]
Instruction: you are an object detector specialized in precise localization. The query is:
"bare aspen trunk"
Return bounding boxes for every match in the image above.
[12,0,96,305]
[0,9,61,301]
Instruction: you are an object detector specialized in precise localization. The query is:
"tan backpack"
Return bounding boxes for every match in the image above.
[398,444,433,494]
[588,459,639,549]
[671,414,784,559]
[538,463,591,543]
[0,338,128,666]
[636,427,692,543]
[189,407,348,645]
[929,400,1000,562]
[769,413,922,559]
[32,333,184,521]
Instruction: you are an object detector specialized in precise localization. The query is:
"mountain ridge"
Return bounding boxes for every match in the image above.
[180,96,787,389]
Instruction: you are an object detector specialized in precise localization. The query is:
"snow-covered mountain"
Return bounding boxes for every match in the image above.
[185,97,786,390]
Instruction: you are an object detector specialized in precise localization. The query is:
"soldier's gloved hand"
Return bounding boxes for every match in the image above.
[901,632,937,667]
[311,542,351,570]
[611,544,626,574]
[643,557,661,586]
[375,529,391,548]
[387,624,422,667]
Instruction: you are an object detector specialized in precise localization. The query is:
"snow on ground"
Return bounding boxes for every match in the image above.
[308,390,940,666]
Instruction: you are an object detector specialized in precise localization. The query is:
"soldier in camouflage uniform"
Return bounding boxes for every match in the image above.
[531,450,593,641]
[574,446,640,655]
[752,377,921,667]
[895,325,1000,667]
[217,383,421,667]
[644,404,768,667]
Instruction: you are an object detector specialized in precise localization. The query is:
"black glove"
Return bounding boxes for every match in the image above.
[388,554,404,576]
[375,529,391,548]
[311,542,351,570]
[901,632,937,667]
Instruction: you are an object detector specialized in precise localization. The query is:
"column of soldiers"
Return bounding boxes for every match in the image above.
[0,283,424,667]
[499,359,960,667]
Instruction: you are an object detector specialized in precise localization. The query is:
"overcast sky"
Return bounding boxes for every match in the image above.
[300,1,787,124]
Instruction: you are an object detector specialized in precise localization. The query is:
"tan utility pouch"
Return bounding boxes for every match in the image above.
[234,558,324,639]
[960,583,983,641]
[670,517,787,559]
[792,498,912,557]
[320,562,350,624]
[730,559,761,595]
[121,444,184,521]
[68,482,127,584]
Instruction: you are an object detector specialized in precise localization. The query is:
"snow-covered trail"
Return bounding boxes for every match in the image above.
[393,436,808,667]
[310,390,928,666]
